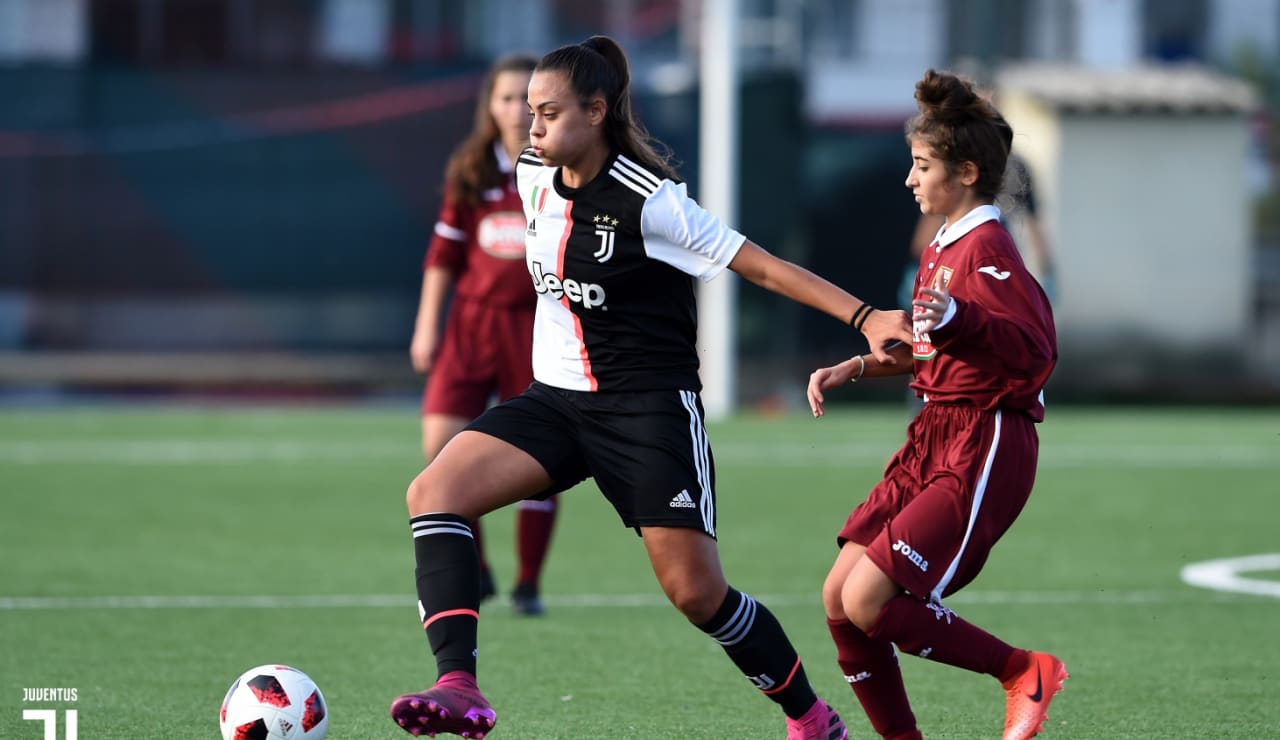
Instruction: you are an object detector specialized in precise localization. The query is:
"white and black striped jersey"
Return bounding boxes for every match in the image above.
[515,148,745,392]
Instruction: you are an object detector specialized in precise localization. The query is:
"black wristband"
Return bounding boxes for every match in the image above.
[850,303,875,331]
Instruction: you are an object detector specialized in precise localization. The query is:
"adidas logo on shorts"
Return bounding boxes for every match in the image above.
[669,489,696,508]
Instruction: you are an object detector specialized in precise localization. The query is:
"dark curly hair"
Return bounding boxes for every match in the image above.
[905,69,1014,203]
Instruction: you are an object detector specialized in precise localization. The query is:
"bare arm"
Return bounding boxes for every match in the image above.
[806,343,913,418]
[409,266,455,375]
[728,240,912,363]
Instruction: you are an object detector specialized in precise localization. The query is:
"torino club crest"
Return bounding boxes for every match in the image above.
[912,265,953,360]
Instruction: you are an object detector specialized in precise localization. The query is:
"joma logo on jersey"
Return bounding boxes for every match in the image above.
[531,261,607,309]
[891,539,929,572]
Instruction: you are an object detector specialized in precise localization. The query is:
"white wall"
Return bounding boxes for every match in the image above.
[0,0,85,63]
[805,0,944,122]
[318,0,390,65]
[1209,0,1280,62]
[1072,0,1141,67]
[1049,113,1250,347]
[467,0,551,60]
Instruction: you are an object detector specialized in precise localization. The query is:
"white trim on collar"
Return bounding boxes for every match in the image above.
[933,204,1002,249]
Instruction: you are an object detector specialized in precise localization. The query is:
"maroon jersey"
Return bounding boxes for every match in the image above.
[426,150,534,309]
[909,206,1056,420]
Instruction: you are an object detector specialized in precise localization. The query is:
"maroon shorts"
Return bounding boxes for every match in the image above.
[839,403,1039,601]
[423,299,535,417]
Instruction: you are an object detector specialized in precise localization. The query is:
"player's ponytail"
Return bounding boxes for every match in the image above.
[906,68,1013,203]
[538,35,678,180]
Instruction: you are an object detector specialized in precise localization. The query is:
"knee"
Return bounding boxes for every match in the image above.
[405,469,437,515]
[655,571,727,622]
[821,570,846,620]
[664,580,723,624]
[843,586,887,633]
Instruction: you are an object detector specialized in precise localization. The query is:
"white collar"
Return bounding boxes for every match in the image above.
[933,204,1002,249]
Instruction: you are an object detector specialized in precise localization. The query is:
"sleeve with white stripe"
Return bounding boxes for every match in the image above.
[639,180,746,282]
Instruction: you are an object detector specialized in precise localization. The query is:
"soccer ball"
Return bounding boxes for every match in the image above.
[219,664,329,740]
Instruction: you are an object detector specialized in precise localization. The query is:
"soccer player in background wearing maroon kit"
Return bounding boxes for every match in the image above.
[806,69,1065,740]
[410,54,556,617]
[390,35,913,739]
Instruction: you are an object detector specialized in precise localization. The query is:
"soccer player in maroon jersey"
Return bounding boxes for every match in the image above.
[389,36,912,739]
[410,54,556,617]
[807,69,1065,740]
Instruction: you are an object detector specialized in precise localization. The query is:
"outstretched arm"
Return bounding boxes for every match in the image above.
[728,240,912,363]
[807,343,913,418]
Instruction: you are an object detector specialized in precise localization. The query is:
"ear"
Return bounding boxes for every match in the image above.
[957,161,979,187]
[586,95,607,127]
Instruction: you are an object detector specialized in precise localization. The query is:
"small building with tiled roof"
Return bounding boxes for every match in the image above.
[996,63,1259,388]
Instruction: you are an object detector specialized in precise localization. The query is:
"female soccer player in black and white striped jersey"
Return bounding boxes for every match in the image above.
[388,35,912,740]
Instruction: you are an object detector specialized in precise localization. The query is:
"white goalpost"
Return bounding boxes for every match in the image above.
[696,0,741,420]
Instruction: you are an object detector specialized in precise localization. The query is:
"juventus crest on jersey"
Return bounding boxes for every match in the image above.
[515,148,745,393]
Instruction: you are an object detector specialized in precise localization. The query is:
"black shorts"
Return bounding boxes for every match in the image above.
[465,381,717,537]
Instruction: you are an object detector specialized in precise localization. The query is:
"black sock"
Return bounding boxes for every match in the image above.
[697,587,818,719]
[410,513,480,678]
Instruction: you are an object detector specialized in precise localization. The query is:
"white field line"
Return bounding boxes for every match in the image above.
[0,439,1276,468]
[1181,553,1280,598]
[0,588,1270,611]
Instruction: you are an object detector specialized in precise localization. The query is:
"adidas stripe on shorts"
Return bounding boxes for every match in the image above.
[465,381,718,537]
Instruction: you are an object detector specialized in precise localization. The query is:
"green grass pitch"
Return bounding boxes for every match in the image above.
[1,403,1277,738]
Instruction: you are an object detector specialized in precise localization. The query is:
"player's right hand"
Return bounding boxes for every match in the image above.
[861,309,912,363]
[410,332,437,375]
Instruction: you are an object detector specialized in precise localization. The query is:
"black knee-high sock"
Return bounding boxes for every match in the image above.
[410,513,480,678]
[697,587,818,719]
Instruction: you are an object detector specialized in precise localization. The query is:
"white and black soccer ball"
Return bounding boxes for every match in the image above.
[219,664,329,740]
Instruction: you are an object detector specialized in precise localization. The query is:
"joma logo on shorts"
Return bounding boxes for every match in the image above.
[531,261,607,309]
[891,539,929,572]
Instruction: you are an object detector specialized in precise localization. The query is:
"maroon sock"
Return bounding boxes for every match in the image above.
[827,618,919,738]
[999,649,1033,684]
[515,497,557,586]
[865,594,1016,677]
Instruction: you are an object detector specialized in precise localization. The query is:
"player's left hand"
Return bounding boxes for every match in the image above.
[912,286,952,332]
[806,367,838,418]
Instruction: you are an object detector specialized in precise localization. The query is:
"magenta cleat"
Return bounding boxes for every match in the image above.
[785,699,848,740]
[390,671,497,738]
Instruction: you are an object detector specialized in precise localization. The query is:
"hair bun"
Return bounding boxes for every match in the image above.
[915,68,983,123]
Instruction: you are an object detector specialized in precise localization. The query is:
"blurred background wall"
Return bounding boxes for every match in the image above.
[0,0,1277,405]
